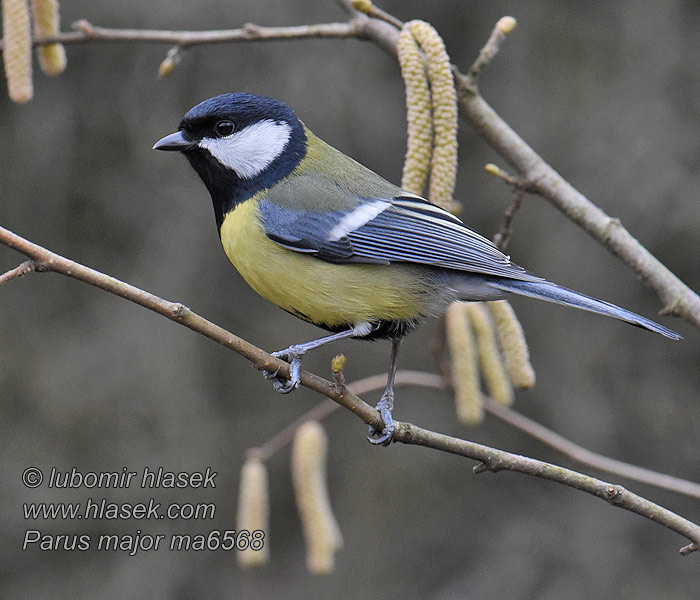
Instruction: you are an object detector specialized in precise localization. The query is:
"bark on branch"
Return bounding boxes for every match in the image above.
[1,224,698,555]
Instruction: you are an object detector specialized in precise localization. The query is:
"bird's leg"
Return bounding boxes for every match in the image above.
[367,337,402,446]
[263,322,372,394]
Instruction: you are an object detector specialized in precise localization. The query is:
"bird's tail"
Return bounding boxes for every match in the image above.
[487,278,681,340]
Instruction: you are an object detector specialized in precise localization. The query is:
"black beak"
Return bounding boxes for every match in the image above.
[153,131,193,151]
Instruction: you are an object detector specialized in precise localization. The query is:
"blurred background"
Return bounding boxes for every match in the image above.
[1,0,699,598]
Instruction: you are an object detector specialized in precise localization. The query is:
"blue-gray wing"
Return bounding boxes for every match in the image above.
[259,194,542,282]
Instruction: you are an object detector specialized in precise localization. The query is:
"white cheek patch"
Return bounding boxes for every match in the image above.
[328,200,391,241]
[198,120,292,179]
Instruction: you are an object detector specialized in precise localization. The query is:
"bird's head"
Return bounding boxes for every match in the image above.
[154,93,307,225]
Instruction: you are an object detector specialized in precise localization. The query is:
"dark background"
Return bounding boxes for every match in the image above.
[1,1,699,598]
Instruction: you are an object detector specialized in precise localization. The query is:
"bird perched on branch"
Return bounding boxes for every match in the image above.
[154,92,680,445]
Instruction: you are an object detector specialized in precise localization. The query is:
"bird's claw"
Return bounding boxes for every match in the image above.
[262,366,300,394]
[262,346,304,394]
[262,366,281,380]
[367,393,395,446]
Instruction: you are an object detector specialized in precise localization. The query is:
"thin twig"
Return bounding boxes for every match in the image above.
[0,260,34,285]
[468,16,517,81]
[680,543,698,556]
[483,398,700,501]
[493,187,524,252]
[364,6,404,30]
[396,420,700,552]
[484,162,523,187]
[338,0,404,30]
[484,163,527,250]
[249,371,444,462]
[0,19,359,50]
[2,224,698,552]
[248,399,338,462]
[252,368,700,504]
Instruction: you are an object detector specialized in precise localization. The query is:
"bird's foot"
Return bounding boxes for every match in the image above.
[367,391,395,446]
[263,345,304,394]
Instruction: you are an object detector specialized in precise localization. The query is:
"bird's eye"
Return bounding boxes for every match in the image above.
[214,120,235,137]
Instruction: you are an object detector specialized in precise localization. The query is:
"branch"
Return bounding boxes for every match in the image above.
[252,368,700,501]
[2,224,699,554]
[1,2,698,556]
[492,186,524,251]
[249,371,443,461]
[482,397,700,501]
[467,16,517,80]
[1,9,695,326]
[0,259,34,284]
[0,19,359,50]
[454,78,700,327]
[397,420,700,555]
[341,7,700,330]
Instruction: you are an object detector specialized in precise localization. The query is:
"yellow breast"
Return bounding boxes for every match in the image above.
[219,199,433,329]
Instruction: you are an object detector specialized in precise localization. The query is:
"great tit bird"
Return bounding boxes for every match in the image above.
[154,92,680,445]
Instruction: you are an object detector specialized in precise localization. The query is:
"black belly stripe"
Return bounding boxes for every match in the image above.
[280,308,422,340]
